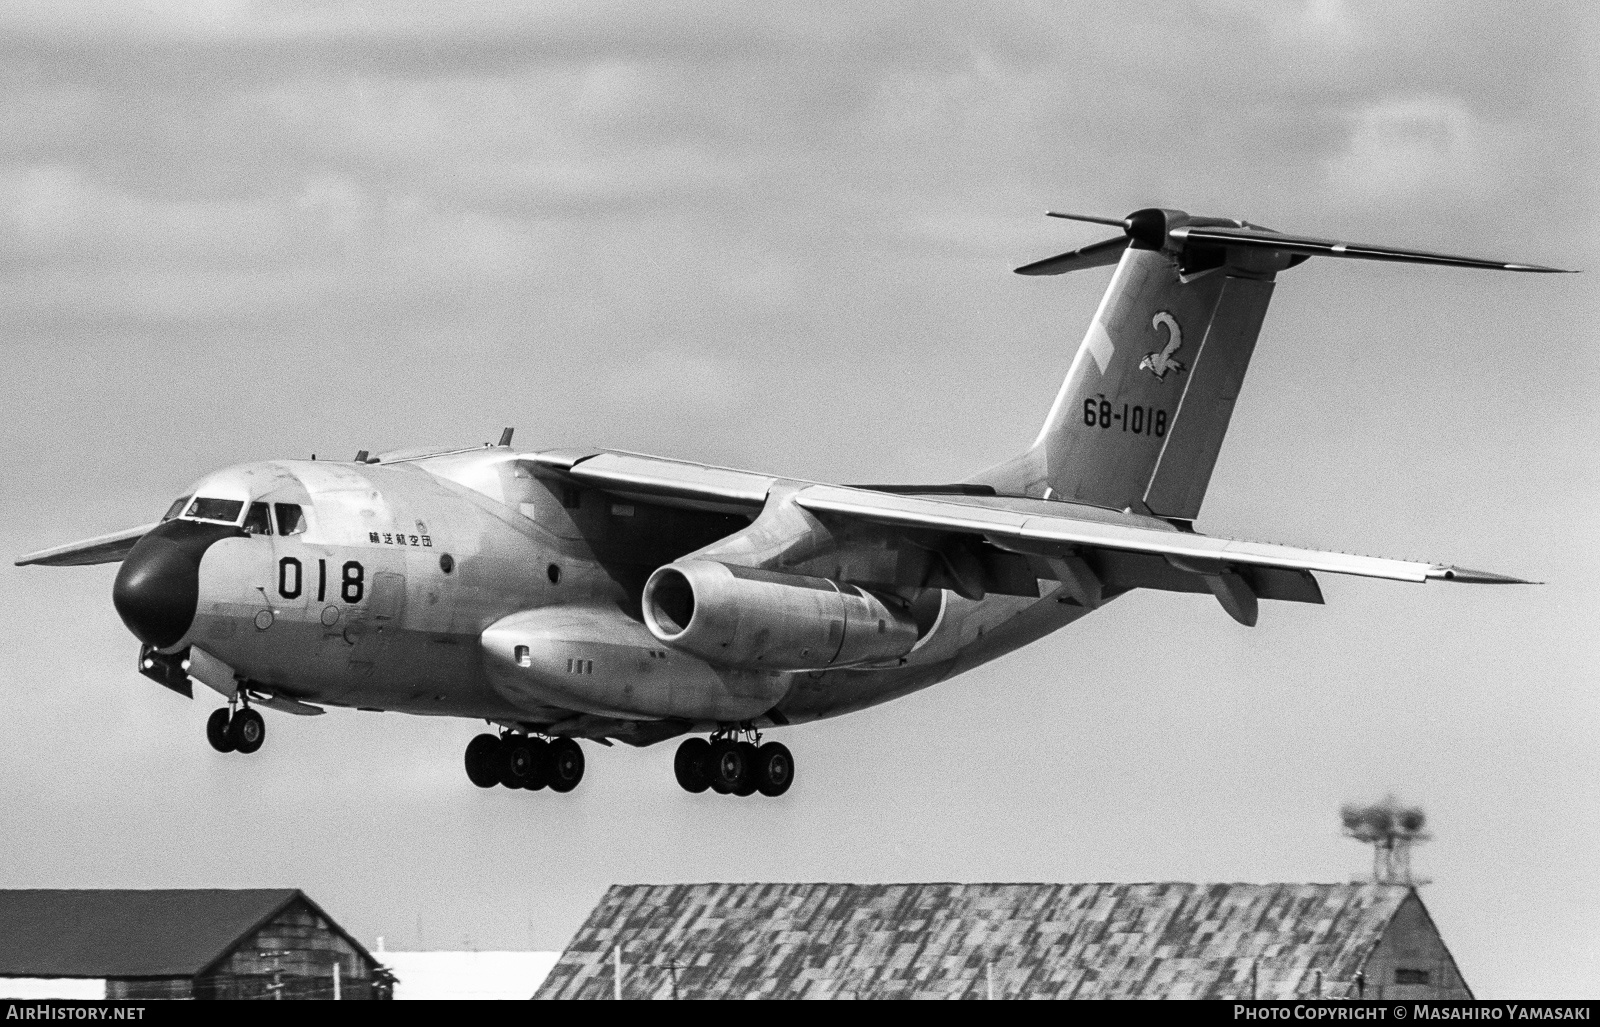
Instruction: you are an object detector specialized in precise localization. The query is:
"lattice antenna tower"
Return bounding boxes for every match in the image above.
[1341,796,1430,885]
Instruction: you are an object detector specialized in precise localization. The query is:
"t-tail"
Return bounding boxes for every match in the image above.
[974,207,1569,523]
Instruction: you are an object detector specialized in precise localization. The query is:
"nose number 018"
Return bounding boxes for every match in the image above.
[278,557,365,604]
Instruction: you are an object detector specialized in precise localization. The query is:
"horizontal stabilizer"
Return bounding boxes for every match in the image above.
[1014,235,1129,276]
[16,522,155,567]
[1016,207,1574,276]
[1173,225,1574,273]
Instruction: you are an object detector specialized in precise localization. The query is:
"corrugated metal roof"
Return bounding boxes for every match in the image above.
[536,883,1415,1000]
[0,889,304,978]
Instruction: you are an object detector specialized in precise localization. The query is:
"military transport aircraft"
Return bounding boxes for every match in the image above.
[17,207,1565,799]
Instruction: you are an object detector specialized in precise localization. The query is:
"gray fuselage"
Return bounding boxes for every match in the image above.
[143,447,1091,743]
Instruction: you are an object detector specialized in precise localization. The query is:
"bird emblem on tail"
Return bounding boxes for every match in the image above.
[1140,311,1185,380]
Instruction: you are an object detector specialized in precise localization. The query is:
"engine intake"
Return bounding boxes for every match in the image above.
[642,560,918,670]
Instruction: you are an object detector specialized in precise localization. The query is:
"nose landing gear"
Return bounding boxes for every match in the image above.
[205,699,265,755]
[464,731,585,793]
[675,729,792,797]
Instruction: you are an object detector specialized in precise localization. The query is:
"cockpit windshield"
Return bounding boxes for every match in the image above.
[186,497,244,524]
[162,496,192,522]
[274,503,306,536]
[242,502,273,535]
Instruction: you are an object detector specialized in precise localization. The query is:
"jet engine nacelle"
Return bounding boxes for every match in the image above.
[642,560,919,670]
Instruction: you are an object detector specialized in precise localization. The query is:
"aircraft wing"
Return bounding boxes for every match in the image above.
[521,450,778,514]
[793,485,1529,625]
[793,485,1527,584]
[520,449,978,512]
[16,523,156,567]
[517,449,1530,624]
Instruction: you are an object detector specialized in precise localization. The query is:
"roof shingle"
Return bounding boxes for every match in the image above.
[0,889,302,978]
[536,882,1415,1000]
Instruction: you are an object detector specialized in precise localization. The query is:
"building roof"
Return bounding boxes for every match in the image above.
[536,882,1420,1000]
[381,952,561,1000]
[0,889,368,979]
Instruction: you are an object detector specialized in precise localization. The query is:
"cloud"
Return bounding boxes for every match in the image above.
[0,1,1587,357]
[1325,94,1486,201]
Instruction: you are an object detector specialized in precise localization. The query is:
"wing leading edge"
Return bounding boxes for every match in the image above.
[520,450,775,515]
[16,523,156,567]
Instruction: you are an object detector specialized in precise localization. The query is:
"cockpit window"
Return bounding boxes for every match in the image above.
[186,497,244,524]
[162,496,192,522]
[242,502,273,536]
[274,503,307,536]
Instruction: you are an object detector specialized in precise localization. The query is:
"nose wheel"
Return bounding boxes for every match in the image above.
[675,730,792,797]
[464,732,584,793]
[206,702,265,755]
[206,708,234,752]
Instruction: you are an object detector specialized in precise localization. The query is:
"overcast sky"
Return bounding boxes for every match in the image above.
[1,0,1595,999]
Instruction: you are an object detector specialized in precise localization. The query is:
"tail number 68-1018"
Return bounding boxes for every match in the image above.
[1084,395,1166,437]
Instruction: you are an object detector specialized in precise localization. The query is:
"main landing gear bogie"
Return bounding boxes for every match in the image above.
[675,732,792,798]
[464,732,585,793]
[206,704,264,755]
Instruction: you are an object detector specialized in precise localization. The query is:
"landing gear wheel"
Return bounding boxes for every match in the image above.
[674,738,711,793]
[548,738,585,793]
[501,737,535,789]
[206,709,235,753]
[708,739,748,795]
[524,738,552,791]
[228,708,265,754]
[464,734,501,788]
[732,742,760,796]
[754,741,794,797]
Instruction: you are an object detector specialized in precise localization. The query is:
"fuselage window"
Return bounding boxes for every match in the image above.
[186,497,244,524]
[243,502,273,536]
[161,496,192,522]
[274,503,307,536]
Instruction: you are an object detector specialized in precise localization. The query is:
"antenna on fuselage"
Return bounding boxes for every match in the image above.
[497,427,515,447]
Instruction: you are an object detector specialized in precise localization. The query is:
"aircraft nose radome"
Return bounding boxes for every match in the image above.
[111,519,245,649]
[113,533,203,649]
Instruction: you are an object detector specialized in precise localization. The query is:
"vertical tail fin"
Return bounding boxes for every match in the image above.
[975,207,1566,521]
[977,208,1281,522]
